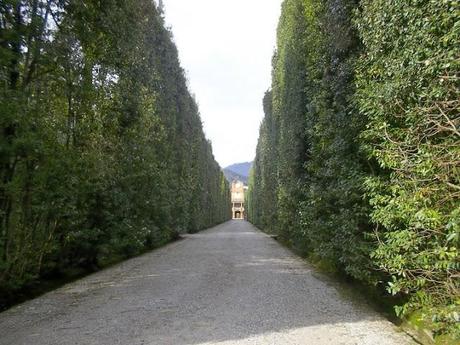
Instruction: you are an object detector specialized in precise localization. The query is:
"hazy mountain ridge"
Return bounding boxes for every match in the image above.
[223,169,248,184]
[223,161,253,184]
[225,162,252,177]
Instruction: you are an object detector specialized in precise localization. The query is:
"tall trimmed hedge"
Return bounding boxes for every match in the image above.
[248,0,459,338]
[356,0,459,336]
[0,0,231,307]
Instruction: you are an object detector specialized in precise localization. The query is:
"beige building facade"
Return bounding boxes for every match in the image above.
[231,181,247,219]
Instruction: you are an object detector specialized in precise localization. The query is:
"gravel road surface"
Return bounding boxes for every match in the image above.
[0,220,415,345]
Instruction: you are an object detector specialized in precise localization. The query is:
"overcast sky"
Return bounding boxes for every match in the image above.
[162,0,282,168]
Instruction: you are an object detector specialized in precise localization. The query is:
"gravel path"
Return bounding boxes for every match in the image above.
[0,220,415,345]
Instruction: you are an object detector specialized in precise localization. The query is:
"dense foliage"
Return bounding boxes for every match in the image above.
[248,0,459,339]
[0,0,230,307]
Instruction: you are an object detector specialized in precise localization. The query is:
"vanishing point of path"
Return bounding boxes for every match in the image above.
[0,221,414,345]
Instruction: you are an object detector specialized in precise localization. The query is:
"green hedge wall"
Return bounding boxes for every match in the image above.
[248,0,459,339]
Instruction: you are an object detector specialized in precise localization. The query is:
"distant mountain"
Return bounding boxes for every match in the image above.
[223,169,248,185]
[225,162,253,177]
[223,161,253,185]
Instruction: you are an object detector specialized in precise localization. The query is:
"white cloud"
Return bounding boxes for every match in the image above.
[163,0,282,167]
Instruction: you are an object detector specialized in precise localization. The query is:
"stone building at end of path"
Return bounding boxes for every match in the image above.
[231,181,247,220]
